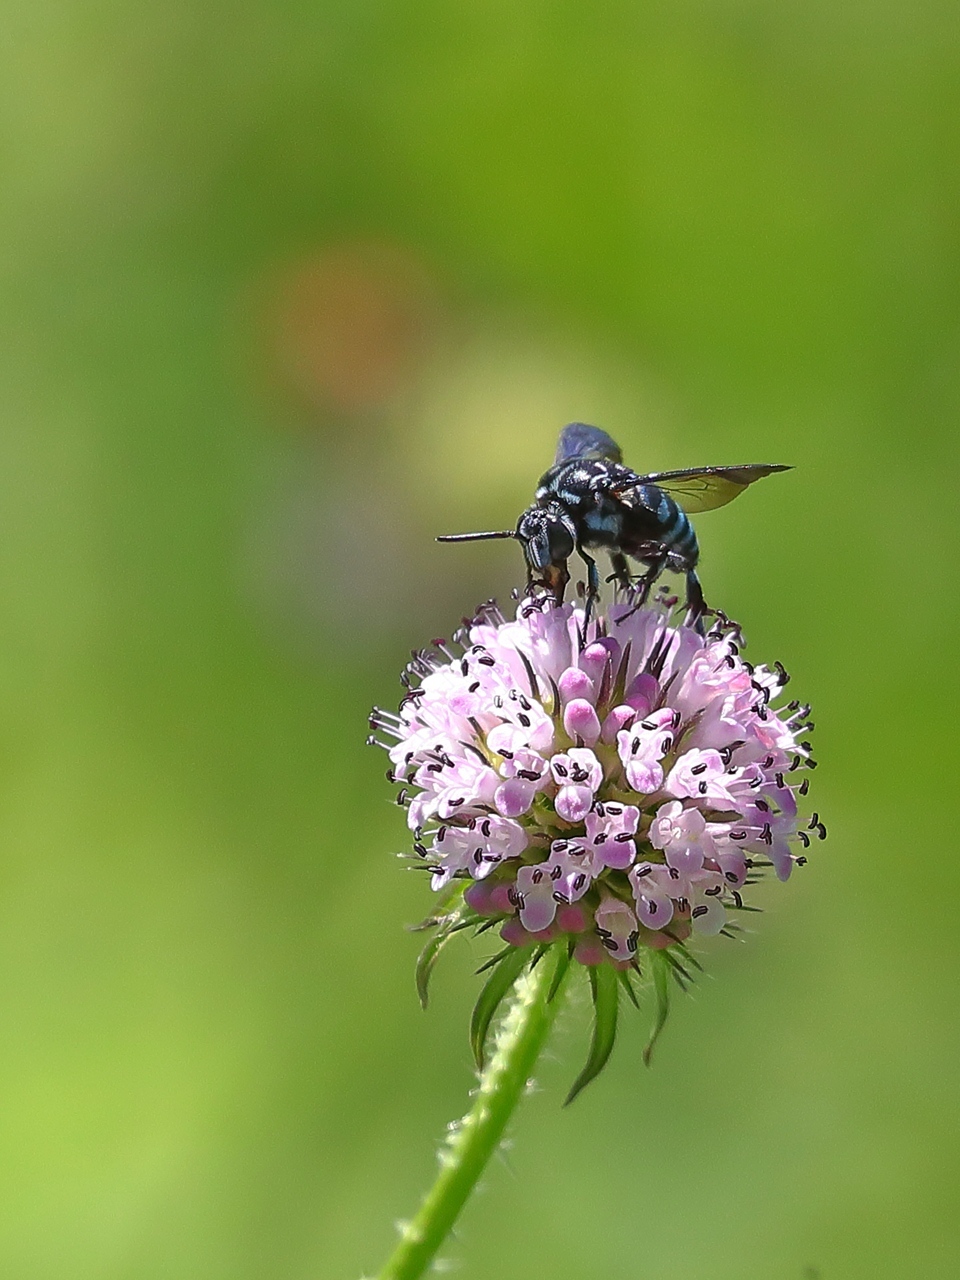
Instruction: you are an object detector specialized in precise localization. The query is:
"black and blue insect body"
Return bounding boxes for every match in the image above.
[438,423,789,631]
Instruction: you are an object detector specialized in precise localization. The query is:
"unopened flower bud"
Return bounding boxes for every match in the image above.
[563,697,602,746]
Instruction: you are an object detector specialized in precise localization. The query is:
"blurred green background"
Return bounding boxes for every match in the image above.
[0,2,957,1277]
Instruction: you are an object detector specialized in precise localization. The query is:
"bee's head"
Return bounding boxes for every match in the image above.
[516,505,576,575]
[436,503,575,602]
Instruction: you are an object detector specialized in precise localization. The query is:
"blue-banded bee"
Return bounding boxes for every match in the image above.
[438,423,789,631]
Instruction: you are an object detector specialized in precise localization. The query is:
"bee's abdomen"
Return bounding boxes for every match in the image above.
[655,492,699,564]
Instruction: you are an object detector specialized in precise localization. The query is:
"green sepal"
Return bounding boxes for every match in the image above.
[616,965,640,1009]
[408,880,466,931]
[643,949,671,1066]
[413,896,483,1008]
[662,949,692,991]
[415,928,455,1010]
[475,944,513,975]
[564,962,619,1105]
[547,939,574,1003]
[610,640,633,705]
[470,945,535,1070]
[674,942,703,973]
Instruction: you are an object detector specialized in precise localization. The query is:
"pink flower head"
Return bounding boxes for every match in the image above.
[372,595,823,969]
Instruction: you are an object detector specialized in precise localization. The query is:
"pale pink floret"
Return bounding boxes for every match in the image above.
[486,700,555,756]
[649,801,717,874]
[546,841,595,903]
[628,861,676,931]
[408,758,500,829]
[687,871,727,934]
[671,642,752,718]
[494,748,550,818]
[430,815,528,888]
[705,833,749,888]
[584,803,640,871]
[617,707,676,793]
[665,748,743,808]
[550,747,604,822]
[516,861,562,932]
[594,896,639,961]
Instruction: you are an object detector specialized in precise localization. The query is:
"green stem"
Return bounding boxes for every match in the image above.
[375,949,569,1280]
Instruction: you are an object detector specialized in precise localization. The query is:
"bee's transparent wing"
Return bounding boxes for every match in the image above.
[555,423,623,465]
[627,464,791,513]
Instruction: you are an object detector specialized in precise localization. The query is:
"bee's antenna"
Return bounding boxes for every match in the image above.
[436,531,516,542]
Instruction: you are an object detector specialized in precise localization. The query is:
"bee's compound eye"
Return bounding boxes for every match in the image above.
[516,511,545,568]
[548,521,574,562]
[517,508,572,570]
[526,529,552,570]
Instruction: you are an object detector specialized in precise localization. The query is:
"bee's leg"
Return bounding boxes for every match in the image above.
[555,562,570,605]
[607,551,632,600]
[684,569,707,635]
[635,553,668,606]
[579,551,600,629]
[531,562,569,607]
[618,552,668,620]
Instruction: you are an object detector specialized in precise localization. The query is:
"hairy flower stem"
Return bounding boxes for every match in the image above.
[375,951,569,1280]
